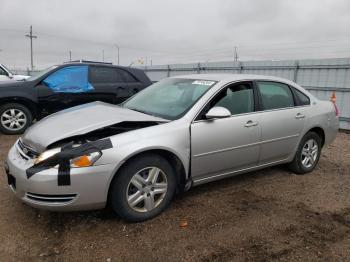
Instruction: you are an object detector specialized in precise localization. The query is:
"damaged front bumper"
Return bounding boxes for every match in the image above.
[6,143,115,211]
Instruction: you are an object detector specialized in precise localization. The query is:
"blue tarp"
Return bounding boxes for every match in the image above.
[43,66,94,93]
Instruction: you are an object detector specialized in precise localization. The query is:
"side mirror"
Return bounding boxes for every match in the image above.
[205,106,231,119]
[8,73,13,79]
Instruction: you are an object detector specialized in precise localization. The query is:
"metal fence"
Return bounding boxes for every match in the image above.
[10,58,350,129]
[141,58,350,130]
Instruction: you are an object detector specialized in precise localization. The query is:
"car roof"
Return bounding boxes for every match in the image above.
[56,62,145,73]
[63,61,124,68]
[171,73,294,84]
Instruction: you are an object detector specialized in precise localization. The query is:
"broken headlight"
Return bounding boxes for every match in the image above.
[34,147,102,168]
[34,148,61,164]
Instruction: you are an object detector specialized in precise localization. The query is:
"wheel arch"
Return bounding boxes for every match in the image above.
[107,148,188,203]
[0,97,38,118]
[306,126,325,147]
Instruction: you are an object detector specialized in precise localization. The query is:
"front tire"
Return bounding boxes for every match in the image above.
[288,132,322,174]
[0,103,33,134]
[110,154,177,222]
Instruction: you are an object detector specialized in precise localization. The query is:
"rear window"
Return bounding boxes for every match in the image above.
[89,66,123,83]
[294,88,310,106]
[257,81,294,110]
[117,69,138,82]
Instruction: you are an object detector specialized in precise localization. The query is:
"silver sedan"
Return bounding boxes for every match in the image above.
[5,74,339,222]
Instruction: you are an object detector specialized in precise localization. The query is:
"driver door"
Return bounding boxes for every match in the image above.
[37,65,92,115]
[190,81,261,181]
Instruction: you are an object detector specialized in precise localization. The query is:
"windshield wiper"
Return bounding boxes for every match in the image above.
[129,108,151,115]
[128,107,166,119]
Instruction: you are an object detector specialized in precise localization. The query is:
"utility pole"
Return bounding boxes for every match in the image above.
[25,25,37,70]
[234,46,239,61]
[69,50,72,61]
[115,44,120,65]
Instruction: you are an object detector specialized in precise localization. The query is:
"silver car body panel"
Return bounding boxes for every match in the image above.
[6,74,339,211]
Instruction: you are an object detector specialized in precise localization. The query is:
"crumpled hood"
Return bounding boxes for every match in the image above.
[22,101,167,152]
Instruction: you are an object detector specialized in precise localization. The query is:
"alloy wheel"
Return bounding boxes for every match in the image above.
[301,139,319,168]
[0,109,27,131]
[126,167,168,213]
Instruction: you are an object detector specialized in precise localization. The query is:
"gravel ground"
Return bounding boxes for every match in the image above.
[0,133,349,261]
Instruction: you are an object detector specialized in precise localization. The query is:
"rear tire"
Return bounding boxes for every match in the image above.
[110,154,177,222]
[288,132,322,174]
[0,103,33,134]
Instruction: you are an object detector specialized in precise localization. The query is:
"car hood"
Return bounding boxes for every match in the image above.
[22,101,168,152]
[13,74,30,81]
[0,79,31,88]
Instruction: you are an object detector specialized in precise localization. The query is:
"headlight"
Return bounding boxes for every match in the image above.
[70,151,102,168]
[35,147,102,168]
[35,148,61,164]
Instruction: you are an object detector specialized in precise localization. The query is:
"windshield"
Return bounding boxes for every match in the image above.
[27,65,58,81]
[123,78,216,120]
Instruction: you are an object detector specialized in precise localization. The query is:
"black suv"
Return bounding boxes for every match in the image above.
[0,61,152,134]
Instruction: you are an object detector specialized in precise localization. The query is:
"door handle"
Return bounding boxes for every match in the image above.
[295,113,305,119]
[244,120,258,127]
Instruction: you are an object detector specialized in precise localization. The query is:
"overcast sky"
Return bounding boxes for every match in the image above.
[1,0,350,70]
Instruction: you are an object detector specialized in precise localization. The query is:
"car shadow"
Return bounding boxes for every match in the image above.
[178,164,291,199]
[35,164,291,225]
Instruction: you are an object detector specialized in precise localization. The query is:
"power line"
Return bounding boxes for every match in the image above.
[3,26,350,58]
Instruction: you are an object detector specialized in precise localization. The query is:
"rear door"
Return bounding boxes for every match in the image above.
[256,81,306,164]
[191,81,261,180]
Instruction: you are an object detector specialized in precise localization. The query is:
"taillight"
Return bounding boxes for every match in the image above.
[330,91,339,117]
[333,103,339,117]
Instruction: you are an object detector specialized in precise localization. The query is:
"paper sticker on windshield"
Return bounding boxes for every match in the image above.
[192,80,215,86]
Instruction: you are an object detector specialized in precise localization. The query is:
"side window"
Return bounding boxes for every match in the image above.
[257,81,294,110]
[294,88,310,106]
[42,66,93,93]
[89,66,123,84]
[210,82,254,115]
[117,69,138,82]
[0,67,8,76]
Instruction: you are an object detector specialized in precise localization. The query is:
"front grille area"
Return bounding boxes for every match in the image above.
[17,139,39,160]
[26,192,77,204]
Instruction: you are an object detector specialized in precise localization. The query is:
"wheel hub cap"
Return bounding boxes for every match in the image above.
[126,167,168,213]
[301,139,319,168]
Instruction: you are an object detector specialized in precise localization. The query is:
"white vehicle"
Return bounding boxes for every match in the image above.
[0,64,30,81]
